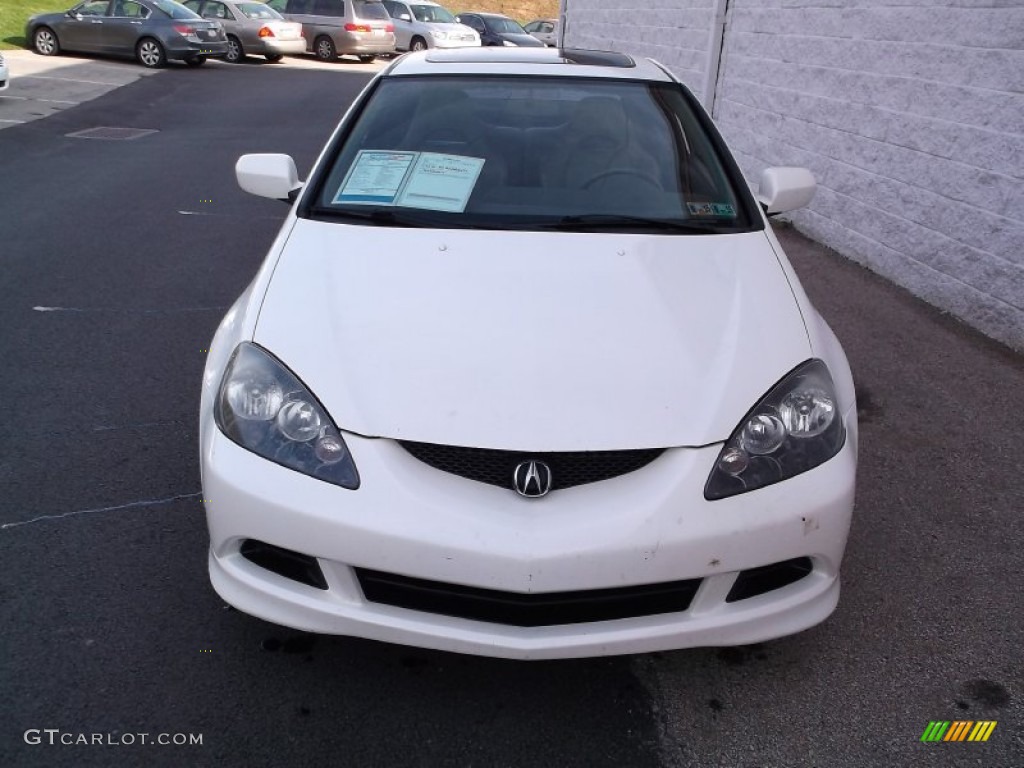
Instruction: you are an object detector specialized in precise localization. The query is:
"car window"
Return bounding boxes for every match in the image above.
[484,16,523,34]
[539,22,553,33]
[151,0,202,18]
[111,0,149,16]
[458,14,482,31]
[201,1,230,18]
[523,21,538,32]
[410,4,454,23]
[308,0,339,15]
[74,0,111,17]
[182,0,201,11]
[354,0,389,20]
[265,0,287,11]
[308,76,757,234]
[237,1,282,18]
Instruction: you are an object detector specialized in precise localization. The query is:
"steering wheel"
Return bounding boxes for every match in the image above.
[581,168,663,190]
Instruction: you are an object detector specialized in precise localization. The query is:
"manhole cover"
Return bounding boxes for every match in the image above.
[65,127,158,140]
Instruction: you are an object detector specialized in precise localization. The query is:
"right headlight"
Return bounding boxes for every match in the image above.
[214,343,359,489]
[704,359,845,500]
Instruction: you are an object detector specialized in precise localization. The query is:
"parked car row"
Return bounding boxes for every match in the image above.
[25,0,550,67]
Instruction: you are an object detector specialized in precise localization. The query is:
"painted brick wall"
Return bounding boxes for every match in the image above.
[565,0,718,93]
[564,0,1024,350]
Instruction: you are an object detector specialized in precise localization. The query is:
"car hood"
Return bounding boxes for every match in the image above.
[254,222,810,451]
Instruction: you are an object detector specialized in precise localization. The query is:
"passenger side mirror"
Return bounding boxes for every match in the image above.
[757,167,816,215]
[397,12,411,21]
[236,154,303,203]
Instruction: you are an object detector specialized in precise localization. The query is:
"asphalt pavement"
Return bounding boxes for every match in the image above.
[0,61,1021,768]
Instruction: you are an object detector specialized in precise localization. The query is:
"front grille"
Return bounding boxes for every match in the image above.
[398,441,665,492]
[356,568,701,626]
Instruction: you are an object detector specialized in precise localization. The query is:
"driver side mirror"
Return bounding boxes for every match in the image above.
[236,154,303,203]
[757,167,816,215]
[397,12,411,21]
[67,10,82,18]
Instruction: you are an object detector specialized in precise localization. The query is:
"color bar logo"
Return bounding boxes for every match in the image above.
[921,721,997,742]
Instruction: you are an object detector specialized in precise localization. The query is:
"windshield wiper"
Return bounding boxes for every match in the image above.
[310,207,434,228]
[548,214,735,234]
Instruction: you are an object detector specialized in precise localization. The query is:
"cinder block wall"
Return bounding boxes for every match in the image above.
[565,0,1024,351]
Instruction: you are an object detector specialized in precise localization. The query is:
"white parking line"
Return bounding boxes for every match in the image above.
[20,74,127,86]
[0,118,26,123]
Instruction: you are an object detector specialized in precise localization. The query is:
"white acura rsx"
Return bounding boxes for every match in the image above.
[200,47,858,659]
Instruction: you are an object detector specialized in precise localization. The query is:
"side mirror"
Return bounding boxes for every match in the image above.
[397,12,411,21]
[757,167,816,215]
[236,153,302,202]
[68,10,81,18]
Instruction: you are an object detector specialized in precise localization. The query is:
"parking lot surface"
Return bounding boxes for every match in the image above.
[0,63,1020,768]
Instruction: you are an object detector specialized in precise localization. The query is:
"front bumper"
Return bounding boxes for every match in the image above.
[202,416,856,659]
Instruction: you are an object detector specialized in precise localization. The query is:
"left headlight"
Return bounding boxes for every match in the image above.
[704,359,845,500]
[428,29,447,40]
[214,343,359,489]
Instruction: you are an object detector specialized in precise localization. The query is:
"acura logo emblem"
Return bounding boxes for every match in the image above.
[513,460,553,498]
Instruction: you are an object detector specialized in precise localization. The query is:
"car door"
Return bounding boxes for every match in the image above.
[382,0,411,50]
[102,0,150,55]
[59,0,112,52]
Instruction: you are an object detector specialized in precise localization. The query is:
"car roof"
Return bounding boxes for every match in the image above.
[387,47,676,82]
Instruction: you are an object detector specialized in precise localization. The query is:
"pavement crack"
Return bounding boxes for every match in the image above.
[1,492,201,531]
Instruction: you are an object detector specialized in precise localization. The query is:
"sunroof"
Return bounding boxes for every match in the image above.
[423,48,636,68]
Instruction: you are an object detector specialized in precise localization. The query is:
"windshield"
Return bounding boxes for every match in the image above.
[484,16,524,33]
[237,1,282,18]
[410,4,455,22]
[308,76,758,234]
[152,0,199,18]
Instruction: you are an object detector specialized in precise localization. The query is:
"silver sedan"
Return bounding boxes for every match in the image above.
[183,0,305,62]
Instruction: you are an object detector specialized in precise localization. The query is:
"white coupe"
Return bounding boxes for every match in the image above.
[200,47,858,659]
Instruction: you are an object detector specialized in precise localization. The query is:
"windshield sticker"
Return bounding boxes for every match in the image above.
[333,151,484,213]
[687,202,736,217]
[333,151,418,205]
[395,153,485,213]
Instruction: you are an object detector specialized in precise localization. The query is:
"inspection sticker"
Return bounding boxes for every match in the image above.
[333,150,484,212]
[687,202,736,217]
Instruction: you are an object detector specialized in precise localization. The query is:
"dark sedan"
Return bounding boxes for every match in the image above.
[27,0,229,68]
[453,12,543,47]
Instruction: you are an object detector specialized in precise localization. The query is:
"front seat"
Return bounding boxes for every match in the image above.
[544,96,661,191]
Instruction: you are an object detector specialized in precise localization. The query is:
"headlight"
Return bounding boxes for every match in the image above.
[704,359,845,500]
[215,343,359,489]
[428,29,447,39]
[502,40,517,46]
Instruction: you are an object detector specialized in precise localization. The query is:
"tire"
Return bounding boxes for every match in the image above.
[410,37,427,52]
[314,35,337,61]
[264,54,283,62]
[136,37,166,68]
[32,27,60,57]
[185,55,206,67]
[225,35,243,63]
[357,54,375,63]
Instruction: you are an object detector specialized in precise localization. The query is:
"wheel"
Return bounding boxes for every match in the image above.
[264,54,283,62]
[582,168,663,191]
[225,35,244,63]
[357,54,376,63]
[185,55,206,67]
[136,37,166,68]
[314,35,337,61]
[410,37,427,52]
[32,27,60,57]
